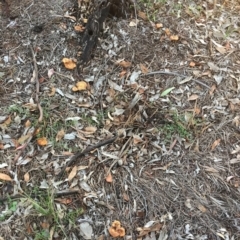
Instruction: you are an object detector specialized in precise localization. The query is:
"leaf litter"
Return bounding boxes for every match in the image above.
[0,0,240,239]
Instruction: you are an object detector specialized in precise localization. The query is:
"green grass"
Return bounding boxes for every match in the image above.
[159,111,193,143]
[23,189,83,239]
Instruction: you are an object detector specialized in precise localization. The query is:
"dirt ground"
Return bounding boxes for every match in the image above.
[0,0,240,239]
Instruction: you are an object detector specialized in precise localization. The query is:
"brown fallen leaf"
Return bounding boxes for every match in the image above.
[56,129,65,142]
[188,94,199,101]
[24,172,30,182]
[72,81,88,91]
[37,137,48,146]
[170,35,179,41]
[117,60,132,68]
[106,172,113,183]
[155,23,163,29]
[165,28,171,36]
[62,58,76,70]
[68,166,77,181]
[140,63,148,74]
[74,24,85,32]
[138,11,148,20]
[55,198,72,204]
[211,139,221,151]
[189,61,196,67]
[0,116,11,130]
[198,204,207,213]
[0,173,12,181]
[48,87,56,96]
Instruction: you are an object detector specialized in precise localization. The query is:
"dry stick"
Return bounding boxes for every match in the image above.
[143,71,210,89]
[30,46,43,122]
[57,133,118,179]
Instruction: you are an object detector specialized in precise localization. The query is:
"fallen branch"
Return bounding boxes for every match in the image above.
[57,133,118,179]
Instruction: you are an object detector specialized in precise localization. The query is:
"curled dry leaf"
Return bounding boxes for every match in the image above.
[109,221,126,238]
[106,172,113,183]
[56,129,65,142]
[72,81,88,91]
[117,60,132,68]
[62,58,77,70]
[37,137,48,146]
[0,116,11,129]
[25,120,31,128]
[155,23,163,29]
[170,35,179,41]
[165,28,171,36]
[189,61,196,67]
[0,173,12,181]
[24,172,30,182]
[48,87,56,96]
[138,11,148,20]
[74,24,85,32]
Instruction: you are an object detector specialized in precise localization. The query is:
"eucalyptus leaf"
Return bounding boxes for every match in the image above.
[161,87,175,97]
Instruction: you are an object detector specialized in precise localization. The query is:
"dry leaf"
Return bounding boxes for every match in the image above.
[62,58,77,70]
[119,70,127,78]
[106,172,113,183]
[0,173,12,181]
[18,134,32,144]
[188,94,199,101]
[0,116,11,129]
[25,120,31,128]
[109,221,126,238]
[24,172,30,182]
[138,11,148,20]
[117,60,132,68]
[84,126,97,134]
[170,35,179,41]
[211,139,221,151]
[74,24,85,32]
[189,61,196,67]
[55,198,72,204]
[109,227,120,238]
[215,46,226,54]
[140,63,148,74]
[48,87,56,96]
[123,192,129,201]
[129,21,137,26]
[197,204,207,213]
[209,84,216,96]
[48,68,55,78]
[72,81,88,91]
[155,23,163,29]
[37,137,48,146]
[165,28,171,36]
[68,166,77,181]
[56,129,65,142]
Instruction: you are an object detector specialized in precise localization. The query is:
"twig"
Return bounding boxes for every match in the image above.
[143,71,210,89]
[30,46,43,122]
[57,133,118,179]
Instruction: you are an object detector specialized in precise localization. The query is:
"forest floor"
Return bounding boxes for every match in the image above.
[0,0,240,239]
